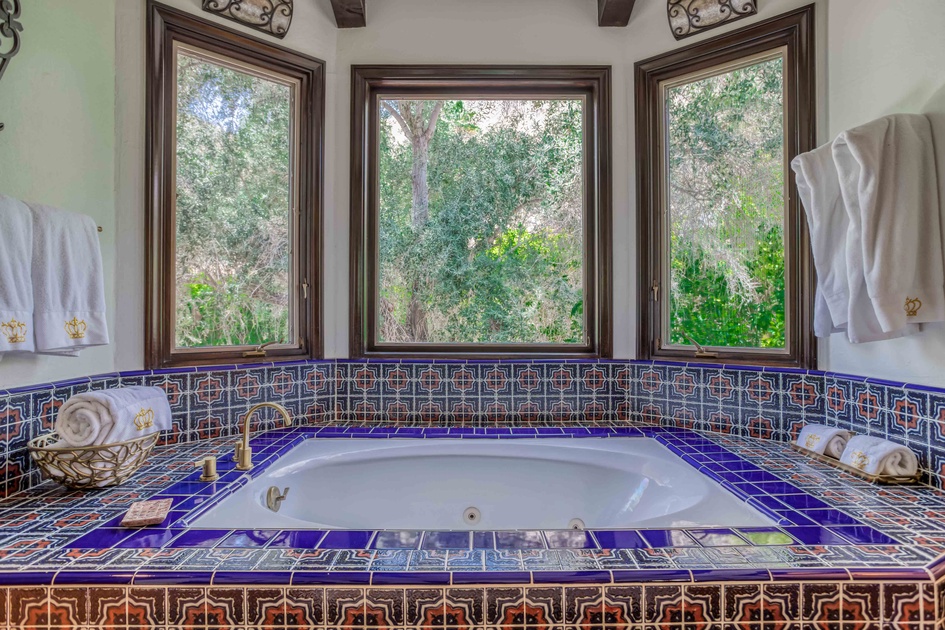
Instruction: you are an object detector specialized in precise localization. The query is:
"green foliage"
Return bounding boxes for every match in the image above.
[174,52,292,348]
[666,57,787,349]
[378,100,585,344]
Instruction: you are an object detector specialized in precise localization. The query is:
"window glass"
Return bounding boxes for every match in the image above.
[663,53,787,351]
[377,98,586,346]
[174,45,297,349]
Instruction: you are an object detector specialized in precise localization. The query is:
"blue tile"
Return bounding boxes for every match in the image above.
[292,571,370,585]
[532,570,610,583]
[318,530,374,549]
[267,530,327,548]
[543,531,598,549]
[451,571,532,584]
[831,527,899,545]
[472,531,495,549]
[591,530,648,549]
[370,571,451,585]
[371,531,422,550]
[640,530,698,548]
[495,531,546,549]
[115,529,183,549]
[68,528,135,549]
[421,531,470,550]
[782,527,850,546]
[688,529,749,547]
[219,530,280,548]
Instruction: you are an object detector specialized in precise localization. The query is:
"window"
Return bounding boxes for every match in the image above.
[351,67,612,357]
[146,3,324,368]
[636,7,815,367]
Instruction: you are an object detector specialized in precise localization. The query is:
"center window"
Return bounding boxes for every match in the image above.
[351,68,612,357]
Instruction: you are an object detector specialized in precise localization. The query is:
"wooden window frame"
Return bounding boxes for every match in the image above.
[635,6,816,368]
[146,1,324,369]
[350,65,613,359]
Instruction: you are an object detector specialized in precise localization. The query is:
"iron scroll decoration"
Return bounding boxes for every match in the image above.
[668,0,758,40]
[0,0,23,132]
[202,0,294,39]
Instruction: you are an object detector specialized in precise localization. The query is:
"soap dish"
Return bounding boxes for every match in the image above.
[28,432,159,489]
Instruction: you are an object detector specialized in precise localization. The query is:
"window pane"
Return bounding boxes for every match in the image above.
[377,99,586,345]
[665,55,786,350]
[174,48,295,349]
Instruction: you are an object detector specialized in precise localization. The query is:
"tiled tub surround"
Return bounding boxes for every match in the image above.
[0,427,944,628]
[4,359,945,496]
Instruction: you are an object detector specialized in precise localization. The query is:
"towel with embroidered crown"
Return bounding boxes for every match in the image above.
[795,423,852,459]
[55,386,171,447]
[839,434,919,477]
[27,201,108,355]
[0,194,35,358]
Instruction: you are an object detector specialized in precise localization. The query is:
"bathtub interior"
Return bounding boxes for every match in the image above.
[187,437,776,530]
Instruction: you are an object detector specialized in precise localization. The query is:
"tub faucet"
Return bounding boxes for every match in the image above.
[234,402,292,471]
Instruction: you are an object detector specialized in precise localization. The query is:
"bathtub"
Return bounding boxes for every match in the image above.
[189,438,774,530]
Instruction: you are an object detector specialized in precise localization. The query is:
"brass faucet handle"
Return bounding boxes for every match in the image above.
[236,444,253,471]
[195,456,219,482]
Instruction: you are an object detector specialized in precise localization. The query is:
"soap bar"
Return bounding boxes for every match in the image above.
[120,498,174,527]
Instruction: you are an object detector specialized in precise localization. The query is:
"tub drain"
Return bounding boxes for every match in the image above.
[568,518,586,530]
[463,507,481,524]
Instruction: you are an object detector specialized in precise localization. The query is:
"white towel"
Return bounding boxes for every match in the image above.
[795,423,852,459]
[839,435,919,477]
[792,143,850,337]
[55,386,171,447]
[834,114,944,333]
[27,202,108,355]
[0,195,35,356]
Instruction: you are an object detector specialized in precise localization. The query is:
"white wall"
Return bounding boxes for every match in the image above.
[5,0,945,389]
[822,0,945,386]
[0,0,116,388]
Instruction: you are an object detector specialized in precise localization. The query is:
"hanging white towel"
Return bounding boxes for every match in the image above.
[839,434,919,477]
[27,202,108,355]
[0,195,35,357]
[791,143,849,337]
[833,114,944,333]
[792,140,920,343]
[794,423,852,459]
[55,386,172,447]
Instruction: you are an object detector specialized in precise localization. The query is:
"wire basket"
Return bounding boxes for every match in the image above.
[28,432,159,489]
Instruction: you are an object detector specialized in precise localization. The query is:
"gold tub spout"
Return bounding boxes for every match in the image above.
[234,402,292,471]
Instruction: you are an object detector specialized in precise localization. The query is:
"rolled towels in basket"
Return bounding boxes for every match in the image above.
[839,435,919,477]
[55,386,171,447]
[795,423,852,459]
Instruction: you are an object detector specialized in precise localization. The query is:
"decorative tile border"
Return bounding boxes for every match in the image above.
[3,359,945,497]
[0,579,939,629]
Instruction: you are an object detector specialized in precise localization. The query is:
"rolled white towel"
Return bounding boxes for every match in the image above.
[55,386,171,447]
[839,435,919,477]
[795,424,852,459]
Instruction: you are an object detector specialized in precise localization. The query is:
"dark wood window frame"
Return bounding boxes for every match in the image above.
[146,1,324,369]
[350,65,613,359]
[635,6,816,368]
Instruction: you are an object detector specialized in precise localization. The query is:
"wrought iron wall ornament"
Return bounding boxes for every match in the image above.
[668,0,757,40]
[202,0,293,39]
[0,0,23,132]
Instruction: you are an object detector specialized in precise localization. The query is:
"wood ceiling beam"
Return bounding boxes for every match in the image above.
[598,0,637,27]
[329,0,366,28]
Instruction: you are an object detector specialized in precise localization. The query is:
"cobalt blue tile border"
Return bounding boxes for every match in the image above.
[0,426,942,587]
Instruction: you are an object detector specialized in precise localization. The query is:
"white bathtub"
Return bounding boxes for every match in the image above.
[189,438,773,530]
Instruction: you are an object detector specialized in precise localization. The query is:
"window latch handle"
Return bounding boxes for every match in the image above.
[242,341,278,358]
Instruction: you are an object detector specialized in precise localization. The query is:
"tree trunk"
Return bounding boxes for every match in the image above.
[382,100,443,342]
[411,135,430,226]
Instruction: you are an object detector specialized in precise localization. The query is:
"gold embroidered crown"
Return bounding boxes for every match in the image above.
[64,317,87,340]
[905,297,922,318]
[1,319,27,344]
[134,408,155,431]
[849,450,870,471]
